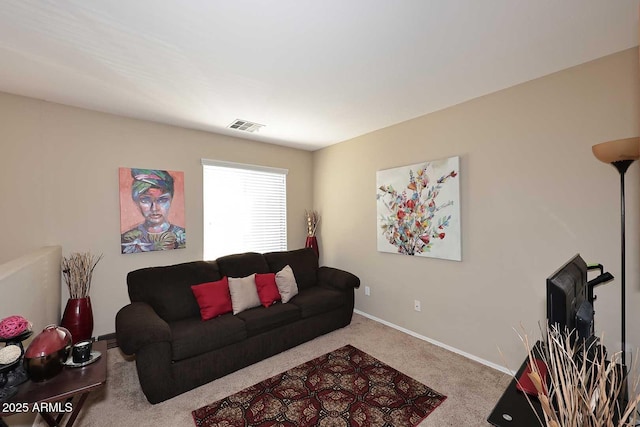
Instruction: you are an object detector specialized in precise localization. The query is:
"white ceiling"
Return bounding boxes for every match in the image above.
[0,1,638,151]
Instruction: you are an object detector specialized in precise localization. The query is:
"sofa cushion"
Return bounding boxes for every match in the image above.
[264,248,318,290]
[228,274,261,314]
[127,261,222,322]
[169,314,246,361]
[191,277,232,320]
[288,287,346,318]
[275,265,299,303]
[235,303,301,336]
[255,273,281,307]
[217,252,270,278]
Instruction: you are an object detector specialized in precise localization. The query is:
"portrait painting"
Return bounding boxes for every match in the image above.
[376,156,461,261]
[119,167,186,254]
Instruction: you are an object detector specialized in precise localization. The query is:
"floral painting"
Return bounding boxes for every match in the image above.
[376,156,460,261]
[119,167,186,254]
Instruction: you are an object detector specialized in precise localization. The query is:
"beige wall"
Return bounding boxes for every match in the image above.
[1,48,637,372]
[0,94,313,337]
[313,48,640,370]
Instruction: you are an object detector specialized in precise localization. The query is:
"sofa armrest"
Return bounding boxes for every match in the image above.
[116,302,171,355]
[317,266,360,290]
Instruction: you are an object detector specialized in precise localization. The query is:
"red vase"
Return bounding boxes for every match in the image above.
[61,297,93,344]
[305,236,319,258]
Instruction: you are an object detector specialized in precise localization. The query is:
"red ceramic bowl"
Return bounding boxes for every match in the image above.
[24,325,72,382]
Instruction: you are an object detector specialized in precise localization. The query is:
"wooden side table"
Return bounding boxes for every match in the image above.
[1,339,107,427]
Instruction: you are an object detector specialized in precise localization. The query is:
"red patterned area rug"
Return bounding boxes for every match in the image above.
[192,344,446,427]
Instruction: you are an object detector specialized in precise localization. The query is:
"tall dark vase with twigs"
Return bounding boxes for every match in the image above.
[60,252,102,344]
[305,210,320,258]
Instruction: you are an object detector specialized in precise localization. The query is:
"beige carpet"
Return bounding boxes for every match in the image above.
[29,314,511,427]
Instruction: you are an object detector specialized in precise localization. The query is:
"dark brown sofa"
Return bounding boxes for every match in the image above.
[115,248,360,404]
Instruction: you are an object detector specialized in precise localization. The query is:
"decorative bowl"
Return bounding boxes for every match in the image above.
[23,325,72,382]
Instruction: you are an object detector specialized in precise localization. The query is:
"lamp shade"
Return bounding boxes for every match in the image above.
[592,137,640,164]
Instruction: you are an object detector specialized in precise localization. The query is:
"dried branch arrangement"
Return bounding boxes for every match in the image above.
[305,210,320,237]
[517,325,640,427]
[62,252,103,299]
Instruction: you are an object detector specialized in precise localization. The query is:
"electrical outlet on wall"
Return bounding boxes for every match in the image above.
[364,286,371,296]
[414,300,421,312]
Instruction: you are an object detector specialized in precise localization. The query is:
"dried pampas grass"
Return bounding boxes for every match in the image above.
[305,210,319,237]
[516,325,640,427]
[62,252,103,298]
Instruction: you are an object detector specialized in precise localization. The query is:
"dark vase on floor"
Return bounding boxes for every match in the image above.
[305,236,319,258]
[61,297,93,344]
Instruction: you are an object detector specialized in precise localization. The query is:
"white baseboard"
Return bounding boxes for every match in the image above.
[353,309,512,375]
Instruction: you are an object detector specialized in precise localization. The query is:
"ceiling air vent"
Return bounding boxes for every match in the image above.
[228,119,265,133]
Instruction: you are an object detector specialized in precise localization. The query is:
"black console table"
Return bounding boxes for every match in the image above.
[487,342,545,426]
[488,340,627,426]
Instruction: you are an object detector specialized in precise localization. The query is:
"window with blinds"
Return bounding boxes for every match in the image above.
[202,159,288,260]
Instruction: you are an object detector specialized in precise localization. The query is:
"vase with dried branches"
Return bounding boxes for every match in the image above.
[304,210,320,258]
[517,325,640,427]
[60,252,102,343]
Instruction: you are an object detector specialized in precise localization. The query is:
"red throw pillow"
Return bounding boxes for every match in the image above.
[191,277,232,320]
[255,273,281,307]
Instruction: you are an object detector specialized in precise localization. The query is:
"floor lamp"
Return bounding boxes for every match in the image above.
[592,137,640,367]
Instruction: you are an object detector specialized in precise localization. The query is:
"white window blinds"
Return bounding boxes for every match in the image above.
[202,159,288,260]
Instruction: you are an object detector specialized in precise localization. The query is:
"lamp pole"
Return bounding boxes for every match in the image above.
[592,137,639,368]
[613,160,633,367]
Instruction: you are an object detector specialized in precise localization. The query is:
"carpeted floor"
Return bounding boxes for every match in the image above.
[26,314,511,427]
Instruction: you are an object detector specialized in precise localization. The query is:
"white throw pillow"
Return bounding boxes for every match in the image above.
[228,274,261,314]
[275,265,299,303]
